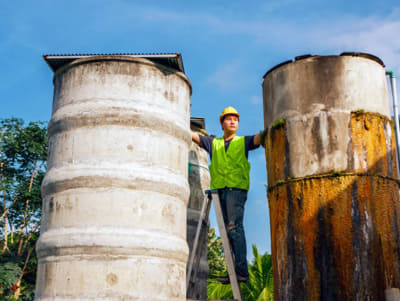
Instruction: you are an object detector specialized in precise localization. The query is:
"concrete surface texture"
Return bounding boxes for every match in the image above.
[186,138,210,300]
[263,55,390,178]
[263,55,400,300]
[35,56,192,300]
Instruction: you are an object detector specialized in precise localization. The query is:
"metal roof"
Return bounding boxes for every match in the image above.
[190,117,206,130]
[43,53,185,73]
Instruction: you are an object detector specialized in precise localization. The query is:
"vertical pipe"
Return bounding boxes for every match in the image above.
[262,54,400,300]
[36,56,192,300]
[387,71,400,180]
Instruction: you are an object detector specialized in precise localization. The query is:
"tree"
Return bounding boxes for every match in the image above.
[207,227,227,277]
[207,234,274,301]
[207,227,233,299]
[0,118,47,300]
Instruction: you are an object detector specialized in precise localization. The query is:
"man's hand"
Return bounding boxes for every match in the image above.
[254,128,268,147]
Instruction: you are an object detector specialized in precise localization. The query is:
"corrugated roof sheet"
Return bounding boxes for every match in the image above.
[190,117,206,130]
[43,53,185,73]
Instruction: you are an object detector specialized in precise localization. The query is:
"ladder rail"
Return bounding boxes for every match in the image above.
[210,190,243,301]
[187,190,244,301]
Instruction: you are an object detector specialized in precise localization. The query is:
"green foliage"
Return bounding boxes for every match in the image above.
[241,245,274,301]
[207,279,234,300]
[207,232,274,301]
[207,227,227,277]
[0,262,21,296]
[1,118,48,300]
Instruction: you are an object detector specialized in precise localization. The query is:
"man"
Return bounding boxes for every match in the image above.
[191,106,266,284]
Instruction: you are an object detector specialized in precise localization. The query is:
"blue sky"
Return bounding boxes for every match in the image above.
[2,0,400,258]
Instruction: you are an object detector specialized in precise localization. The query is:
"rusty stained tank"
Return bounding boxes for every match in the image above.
[36,55,192,300]
[186,117,210,300]
[262,53,400,300]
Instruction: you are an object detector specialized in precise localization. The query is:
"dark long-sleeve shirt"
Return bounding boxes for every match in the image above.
[199,135,259,160]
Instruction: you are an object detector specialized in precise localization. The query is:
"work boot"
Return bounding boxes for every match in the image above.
[237,274,249,283]
[216,275,230,284]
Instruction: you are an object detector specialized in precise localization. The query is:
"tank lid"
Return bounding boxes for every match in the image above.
[263,52,385,79]
[43,53,186,73]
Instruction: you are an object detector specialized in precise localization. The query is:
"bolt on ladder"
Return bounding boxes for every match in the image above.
[187,190,244,301]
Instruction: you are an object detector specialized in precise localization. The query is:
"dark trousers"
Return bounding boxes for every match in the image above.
[218,187,249,277]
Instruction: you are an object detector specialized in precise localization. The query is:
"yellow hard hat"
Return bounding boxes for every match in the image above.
[220,106,240,122]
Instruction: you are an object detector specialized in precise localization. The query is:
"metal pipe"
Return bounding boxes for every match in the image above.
[385,70,400,301]
[387,70,400,179]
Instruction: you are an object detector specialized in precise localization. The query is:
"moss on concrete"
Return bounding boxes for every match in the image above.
[271,118,286,130]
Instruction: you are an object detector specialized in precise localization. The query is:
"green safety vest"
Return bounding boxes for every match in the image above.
[209,136,251,191]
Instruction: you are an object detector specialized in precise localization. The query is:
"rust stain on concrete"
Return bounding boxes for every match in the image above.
[349,111,397,176]
[106,273,118,286]
[265,121,288,185]
[266,112,400,300]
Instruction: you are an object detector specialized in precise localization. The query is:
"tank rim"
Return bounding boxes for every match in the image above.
[263,52,385,80]
[52,55,192,95]
[340,52,385,67]
[262,59,293,79]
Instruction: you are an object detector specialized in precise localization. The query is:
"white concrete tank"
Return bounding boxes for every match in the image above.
[36,55,192,300]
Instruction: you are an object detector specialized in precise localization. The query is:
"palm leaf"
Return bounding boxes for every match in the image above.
[207,239,274,301]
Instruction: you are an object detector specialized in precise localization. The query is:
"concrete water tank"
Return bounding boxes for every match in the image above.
[262,53,400,300]
[186,118,210,300]
[36,54,192,300]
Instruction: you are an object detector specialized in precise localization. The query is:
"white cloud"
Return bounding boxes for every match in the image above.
[322,18,400,71]
[206,60,248,91]
[123,4,400,75]
[251,12,400,74]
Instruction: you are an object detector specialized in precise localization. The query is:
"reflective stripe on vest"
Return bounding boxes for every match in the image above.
[209,136,251,191]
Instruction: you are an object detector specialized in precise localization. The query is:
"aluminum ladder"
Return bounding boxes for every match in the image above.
[187,190,243,301]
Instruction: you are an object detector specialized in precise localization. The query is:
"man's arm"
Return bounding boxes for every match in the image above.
[192,131,201,145]
[191,132,214,157]
[253,133,261,146]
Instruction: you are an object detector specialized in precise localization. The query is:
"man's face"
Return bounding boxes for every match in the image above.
[222,114,239,132]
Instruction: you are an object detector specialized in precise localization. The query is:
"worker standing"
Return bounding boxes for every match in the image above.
[191,106,266,284]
